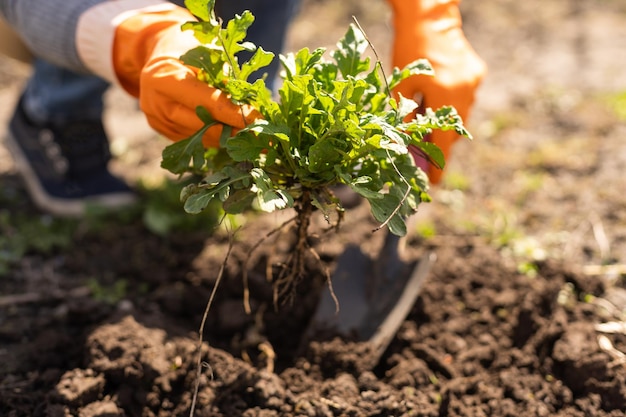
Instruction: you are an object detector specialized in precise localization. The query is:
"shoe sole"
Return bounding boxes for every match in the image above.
[4,131,137,217]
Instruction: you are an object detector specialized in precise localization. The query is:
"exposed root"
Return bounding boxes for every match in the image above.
[244,187,341,310]
[190,232,234,417]
[307,242,340,315]
[241,215,297,313]
[272,190,314,307]
[258,341,276,373]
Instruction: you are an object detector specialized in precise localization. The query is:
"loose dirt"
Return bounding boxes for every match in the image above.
[1,1,626,416]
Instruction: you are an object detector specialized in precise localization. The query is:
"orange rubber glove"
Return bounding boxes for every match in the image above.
[387,0,486,184]
[77,1,260,147]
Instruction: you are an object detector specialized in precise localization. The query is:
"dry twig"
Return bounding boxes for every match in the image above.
[189,231,235,417]
[0,286,91,307]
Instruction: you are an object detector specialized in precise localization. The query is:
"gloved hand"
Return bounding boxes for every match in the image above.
[387,0,486,184]
[77,1,260,146]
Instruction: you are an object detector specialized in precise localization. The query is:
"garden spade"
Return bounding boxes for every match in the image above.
[307,229,436,366]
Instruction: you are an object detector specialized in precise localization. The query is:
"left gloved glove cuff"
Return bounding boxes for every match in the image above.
[386,0,461,17]
[76,0,181,87]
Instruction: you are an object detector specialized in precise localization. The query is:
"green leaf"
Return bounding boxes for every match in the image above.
[279,52,297,79]
[180,45,225,86]
[435,106,472,138]
[245,119,291,139]
[223,79,256,103]
[184,186,225,214]
[376,121,410,154]
[368,194,407,236]
[161,123,210,174]
[348,176,384,200]
[185,0,215,22]
[331,24,370,78]
[250,169,293,211]
[308,139,342,173]
[220,11,256,77]
[414,141,445,170]
[196,105,216,125]
[279,75,316,123]
[181,21,221,45]
[388,59,434,90]
[202,171,229,186]
[396,94,420,121]
[223,189,256,213]
[280,48,322,80]
[226,129,274,162]
[258,189,293,212]
[240,47,275,81]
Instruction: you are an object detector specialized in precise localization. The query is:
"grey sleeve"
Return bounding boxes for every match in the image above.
[0,0,107,73]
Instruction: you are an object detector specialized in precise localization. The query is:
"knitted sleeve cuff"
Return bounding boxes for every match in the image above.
[76,0,180,84]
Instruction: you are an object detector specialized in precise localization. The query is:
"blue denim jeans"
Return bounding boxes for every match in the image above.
[215,0,301,90]
[21,0,301,126]
[22,59,109,125]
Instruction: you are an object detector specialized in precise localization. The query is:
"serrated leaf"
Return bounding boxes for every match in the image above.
[396,94,420,121]
[250,169,293,211]
[295,47,326,75]
[181,21,221,45]
[220,11,256,75]
[185,0,215,23]
[312,61,338,90]
[226,129,275,161]
[379,138,407,155]
[223,79,256,103]
[161,124,210,174]
[240,47,275,81]
[332,24,370,78]
[257,189,292,212]
[435,106,472,138]
[388,59,434,90]
[377,122,410,154]
[279,52,297,79]
[180,46,224,85]
[363,65,383,91]
[279,76,315,122]
[280,47,326,80]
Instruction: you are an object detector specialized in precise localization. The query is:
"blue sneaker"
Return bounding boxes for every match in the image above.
[4,97,137,217]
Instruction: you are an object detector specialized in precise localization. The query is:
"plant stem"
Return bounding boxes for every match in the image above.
[273,189,313,306]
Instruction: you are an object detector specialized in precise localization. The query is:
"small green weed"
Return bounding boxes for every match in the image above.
[0,210,76,276]
[603,90,626,121]
[442,170,470,191]
[0,176,222,276]
[87,278,129,304]
[414,219,437,239]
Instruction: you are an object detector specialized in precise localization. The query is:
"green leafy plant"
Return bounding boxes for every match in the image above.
[162,0,469,298]
[86,278,129,305]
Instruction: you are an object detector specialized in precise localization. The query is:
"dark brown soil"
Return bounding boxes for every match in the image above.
[2,0,626,416]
